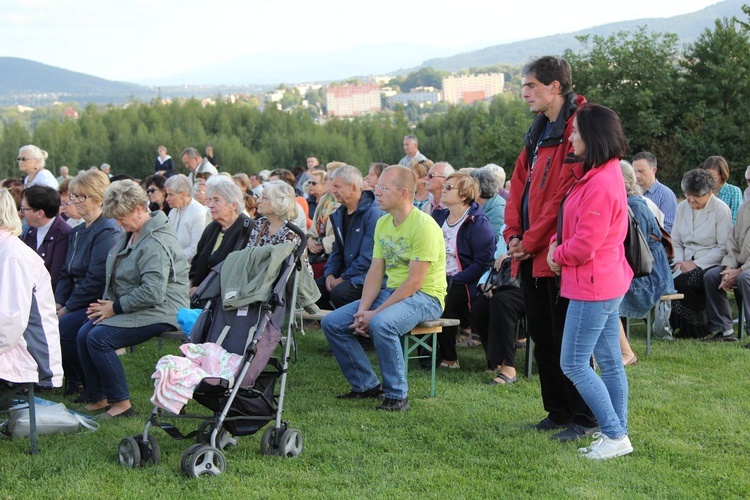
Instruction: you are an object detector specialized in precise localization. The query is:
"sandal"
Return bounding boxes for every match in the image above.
[486,372,518,385]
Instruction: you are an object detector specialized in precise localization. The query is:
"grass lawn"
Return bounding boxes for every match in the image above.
[2,322,750,499]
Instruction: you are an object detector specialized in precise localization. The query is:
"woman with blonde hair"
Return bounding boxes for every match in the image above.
[408,159,434,211]
[77,180,188,418]
[431,171,495,369]
[56,170,122,398]
[0,188,63,389]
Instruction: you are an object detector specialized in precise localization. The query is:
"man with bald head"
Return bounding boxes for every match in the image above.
[322,165,446,412]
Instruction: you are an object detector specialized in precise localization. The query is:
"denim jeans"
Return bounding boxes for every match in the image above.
[321,289,443,400]
[77,321,171,404]
[59,308,90,389]
[560,297,628,439]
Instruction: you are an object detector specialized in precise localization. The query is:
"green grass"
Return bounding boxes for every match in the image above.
[2,324,750,499]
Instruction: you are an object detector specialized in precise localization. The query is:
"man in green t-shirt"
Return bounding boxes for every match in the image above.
[322,165,446,411]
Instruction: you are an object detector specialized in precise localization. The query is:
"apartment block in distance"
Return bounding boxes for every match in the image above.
[326,84,382,117]
[442,73,505,105]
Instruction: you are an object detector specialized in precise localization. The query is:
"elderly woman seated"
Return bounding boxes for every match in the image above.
[249,181,305,247]
[670,169,732,338]
[77,180,189,419]
[189,177,254,296]
[165,174,210,263]
[0,188,63,392]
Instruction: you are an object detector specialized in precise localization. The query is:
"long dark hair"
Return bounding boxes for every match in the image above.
[575,104,628,172]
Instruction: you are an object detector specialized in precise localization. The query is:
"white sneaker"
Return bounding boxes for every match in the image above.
[578,433,633,460]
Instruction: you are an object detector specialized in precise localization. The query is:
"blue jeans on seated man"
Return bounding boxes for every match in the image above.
[560,297,628,439]
[322,289,442,400]
[77,320,172,404]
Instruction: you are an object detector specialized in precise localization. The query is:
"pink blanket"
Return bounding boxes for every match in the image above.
[151,343,243,414]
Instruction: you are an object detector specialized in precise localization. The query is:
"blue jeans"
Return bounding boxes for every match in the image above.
[560,297,628,439]
[59,308,90,389]
[77,321,171,404]
[322,289,442,400]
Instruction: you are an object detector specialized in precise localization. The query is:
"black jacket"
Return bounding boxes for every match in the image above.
[189,214,254,287]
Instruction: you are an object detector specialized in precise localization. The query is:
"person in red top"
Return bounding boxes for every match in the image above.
[503,56,597,442]
[547,104,633,460]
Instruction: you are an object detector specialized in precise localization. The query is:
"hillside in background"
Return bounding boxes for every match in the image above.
[0,0,745,105]
[421,0,745,70]
[0,57,154,106]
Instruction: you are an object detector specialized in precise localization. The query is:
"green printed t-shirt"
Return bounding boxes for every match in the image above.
[373,207,447,309]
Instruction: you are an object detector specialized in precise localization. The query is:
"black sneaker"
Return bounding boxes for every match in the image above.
[703,331,739,342]
[376,397,410,412]
[524,417,567,431]
[553,423,599,442]
[337,385,384,400]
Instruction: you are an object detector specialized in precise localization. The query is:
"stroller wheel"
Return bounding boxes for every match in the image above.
[180,444,204,473]
[278,428,303,458]
[118,437,141,468]
[260,427,276,456]
[184,445,226,478]
[217,428,238,451]
[145,433,161,464]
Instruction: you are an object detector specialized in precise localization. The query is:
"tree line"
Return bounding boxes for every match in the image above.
[1,13,749,191]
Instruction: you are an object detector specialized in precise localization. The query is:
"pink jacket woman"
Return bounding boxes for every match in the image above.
[552,158,632,302]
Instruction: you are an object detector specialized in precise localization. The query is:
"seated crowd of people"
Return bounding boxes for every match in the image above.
[1,136,748,428]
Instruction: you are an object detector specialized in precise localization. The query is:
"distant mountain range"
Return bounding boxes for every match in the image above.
[0,0,744,106]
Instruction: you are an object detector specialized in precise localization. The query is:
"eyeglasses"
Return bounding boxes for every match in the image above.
[18,206,35,213]
[308,181,320,186]
[374,185,402,192]
[146,188,158,194]
[427,173,446,180]
[69,193,89,202]
[442,184,456,191]
[16,157,35,162]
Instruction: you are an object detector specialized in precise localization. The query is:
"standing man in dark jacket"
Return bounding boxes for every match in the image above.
[318,165,384,309]
[504,56,597,441]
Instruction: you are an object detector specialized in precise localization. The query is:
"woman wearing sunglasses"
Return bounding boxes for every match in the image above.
[431,172,495,369]
[142,174,171,214]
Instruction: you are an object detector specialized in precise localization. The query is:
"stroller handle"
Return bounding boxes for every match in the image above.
[285,221,308,261]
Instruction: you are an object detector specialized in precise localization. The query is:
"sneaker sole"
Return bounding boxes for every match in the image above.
[583,444,634,460]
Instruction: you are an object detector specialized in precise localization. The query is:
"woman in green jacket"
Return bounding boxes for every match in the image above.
[78,180,189,419]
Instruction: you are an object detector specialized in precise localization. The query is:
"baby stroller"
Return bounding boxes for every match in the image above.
[117,222,307,477]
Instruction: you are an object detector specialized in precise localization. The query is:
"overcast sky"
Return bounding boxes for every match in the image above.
[2,0,725,82]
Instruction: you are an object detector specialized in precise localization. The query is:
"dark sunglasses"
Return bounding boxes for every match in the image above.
[308,181,320,186]
[146,188,159,194]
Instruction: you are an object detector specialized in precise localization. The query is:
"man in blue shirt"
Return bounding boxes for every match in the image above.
[633,151,678,233]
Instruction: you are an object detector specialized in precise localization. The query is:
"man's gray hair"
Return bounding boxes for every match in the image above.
[329,165,362,189]
[165,174,192,195]
[181,147,201,159]
[404,134,418,144]
[206,176,244,215]
[434,161,455,176]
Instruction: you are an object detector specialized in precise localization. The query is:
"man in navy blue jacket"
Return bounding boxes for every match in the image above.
[317,165,384,309]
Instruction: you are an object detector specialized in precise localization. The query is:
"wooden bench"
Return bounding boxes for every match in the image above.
[299,310,459,397]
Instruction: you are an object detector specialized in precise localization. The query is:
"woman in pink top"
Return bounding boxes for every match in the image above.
[547,104,633,460]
